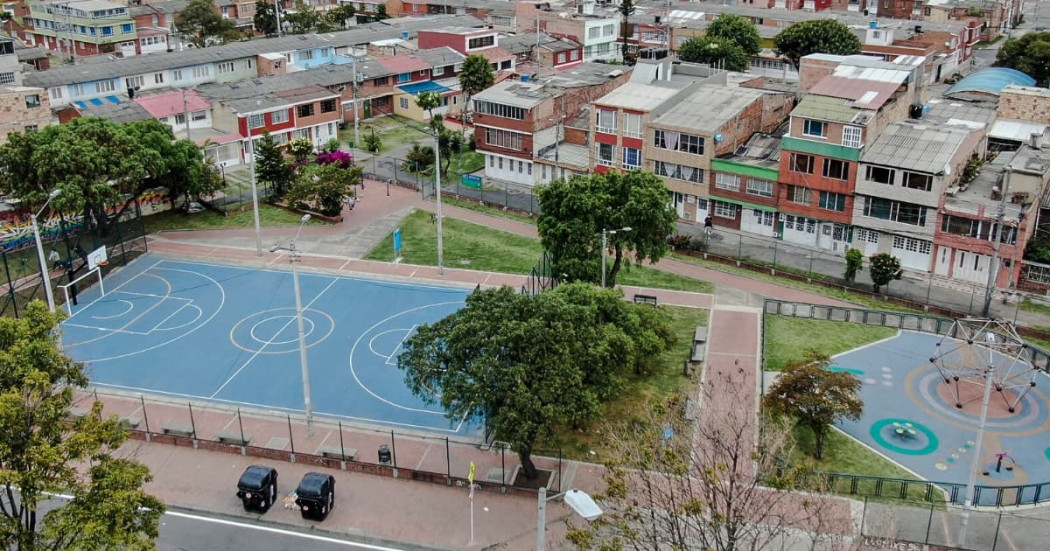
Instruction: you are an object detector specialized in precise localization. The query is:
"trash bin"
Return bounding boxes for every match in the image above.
[348,140,355,149]
[378,444,392,464]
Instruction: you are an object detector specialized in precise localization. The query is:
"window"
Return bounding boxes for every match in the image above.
[803,119,826,137]
[125,75,143,89]
[596,108,617,133]
[468,35,495,49]
[842,125,862,148]
[218,61,235,74]
[175,113,186,125]
[489,156,494,168]
[787,185,812,205]
[654,130,704,155]
[623,112,642,138]
[746,178,773,197]
[856,228,879,243]
[399,97,409,109]
[300,50,314,61]
[192,110,207,121]
[71,84,85,97]
[121,23,132,34]
[485,128,524,150]
[498,157,503,169]
[819,191,847,212]
[941,216,997,240]
[25,94,40,108]
[249,114,264,128]
[271,109,289,124]
[321,99,336,113]
[173,69,183,81]
[432,66,445,76]
[570,50,579,61]
[790,153,814,174]
[893,236,932,255]
[475,101,525,120]
[49,88,63,100]
[557,53,566,64]
[518,160,523,173]
[528,163,532,175]
[192,66,210,79]
[374,76,389,86]
[603,23,615,36]
[154,72,164,84]
[398,73,410,83]
[862,197,927,226]
[654,161,704,183]
[298,104,315,118]
[622,147,642,169]
[595,143,615,166]
[866,166,894,185]
[822,159,849,180]
[24,125,37,133]
[713,201,737,219]
[902,171,933,192]
[95,80,115,93]
[715,173,741,191]
[588,27,601,40]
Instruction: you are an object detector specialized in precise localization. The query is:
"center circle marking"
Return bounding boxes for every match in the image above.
[250,315,316,345]
[869,418,939,455]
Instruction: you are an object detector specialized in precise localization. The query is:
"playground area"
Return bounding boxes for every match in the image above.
[832,329,1050,504]
[60,253,480,436]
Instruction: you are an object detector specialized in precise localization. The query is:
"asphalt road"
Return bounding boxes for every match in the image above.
[157,510,407,551]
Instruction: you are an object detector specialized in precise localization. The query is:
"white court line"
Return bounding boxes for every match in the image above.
[149,301,195,333]
[91,299,134,320]
[152,304,203,332]
[64,258,165,322]
[209,277,339,399]
[384,325,418,366]
[62,323,152,336]
[91,381,468,434]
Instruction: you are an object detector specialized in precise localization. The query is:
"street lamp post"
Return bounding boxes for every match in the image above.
[435,127,444,275]
[601,226,631,288]
[246,109,263,256]
[31,189,62,312]
[536,487,602,551]
[270,215,314,436]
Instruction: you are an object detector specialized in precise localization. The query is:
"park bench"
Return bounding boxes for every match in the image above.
[691,326,709,363]
[161,422,195,438]
[633,294,658,305]
[217,430,252,446]
[120,415,141,430]
[319,445,358,462]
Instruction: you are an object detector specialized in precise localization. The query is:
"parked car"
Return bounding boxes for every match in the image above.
[294,472,336,521]
[236,465,278,513]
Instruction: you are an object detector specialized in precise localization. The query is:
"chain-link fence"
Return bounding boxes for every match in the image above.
[0,201,148,318]
[202,168,279,215]
[360,153,543,215]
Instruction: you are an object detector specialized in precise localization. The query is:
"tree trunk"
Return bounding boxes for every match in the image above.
[519,448,539,480]
[608,246,624,287]
[814,426,826,460]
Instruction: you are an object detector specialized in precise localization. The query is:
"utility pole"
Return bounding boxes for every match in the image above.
[275,0,283,38]
[182,89,192,143]
[981,169,1011,317]
[352,59,361,152]
[435,128,444,274]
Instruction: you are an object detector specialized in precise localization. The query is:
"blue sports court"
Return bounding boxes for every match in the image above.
[60,254,478,436]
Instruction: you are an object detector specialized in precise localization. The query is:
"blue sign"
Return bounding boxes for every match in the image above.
[393,227,402,256]
[462,174,482,189]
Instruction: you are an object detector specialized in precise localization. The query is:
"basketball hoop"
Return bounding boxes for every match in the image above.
[96,260,109,267]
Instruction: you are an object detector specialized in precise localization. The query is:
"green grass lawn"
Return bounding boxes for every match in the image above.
[143,205,326,233]
[441,196,538,226]
[541,305,708,460]
[367,209,713,293]
[1019,297,1050,316]
[763,315,898,371]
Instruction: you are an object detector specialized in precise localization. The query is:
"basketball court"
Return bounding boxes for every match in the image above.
[60,253,479,436]
[831,331,1050,504]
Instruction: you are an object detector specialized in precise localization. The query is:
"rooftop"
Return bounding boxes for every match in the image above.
[377,54,431,74]
[922,96,997,127]
[945,67,1036,98]
[198,80,338,113]
[594,81,682,111]
[134,89,210,118]
[945,152,1025,221]
[792,94,874,126]
[665,5,967,34]
[715,129,785,172]
[651,85,768,133]
[473,80,551,109]
[989,119,1049,143]
[73,101,152,124]
[412,47,465,68]
[861,120,977,173]
[23,14,485,89]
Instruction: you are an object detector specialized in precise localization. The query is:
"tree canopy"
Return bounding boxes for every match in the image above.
[868,252,902,294]
[459,54,494,123]
[0,117,220,239]
[706,13,761,56]
[176,0,237,48]
[253,132,293,196]
[397,284,674,478]
[537,171,678,287]
[773,19,861,69]
[618,0,636,62]
[0,302,164,550]
[678,35,750,72]
[763,349,863,459]
[253,0,277,35]
[995,31,1050,86]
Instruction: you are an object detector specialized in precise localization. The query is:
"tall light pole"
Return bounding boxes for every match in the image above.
[982,169,1011,317]
[601,226,631,288]
[957,333,997,549]
[536,488,602,551]
[31,189,61,312]
[246,105,263,256]
[271,214,314,436]
[434,124,444,274]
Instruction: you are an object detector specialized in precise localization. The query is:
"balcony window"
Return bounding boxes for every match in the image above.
[787,185,812,205]
[818,191,847,212]
[272,109,289,124]
[802,119,826,138]
[595,143,615,166]
[789,153,814,174]
[596,108,616,133]
[822,159,849,181]
[622,147,642,169]
[715,173,741,192]
[623,112,642,138]
[866,166,894,185]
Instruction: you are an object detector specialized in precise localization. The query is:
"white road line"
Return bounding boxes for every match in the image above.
[162,510,407,550]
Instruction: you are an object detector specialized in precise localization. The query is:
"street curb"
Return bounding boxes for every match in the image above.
[163,500,454,551]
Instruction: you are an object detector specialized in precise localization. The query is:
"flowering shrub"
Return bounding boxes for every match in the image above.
[316,150,354,169]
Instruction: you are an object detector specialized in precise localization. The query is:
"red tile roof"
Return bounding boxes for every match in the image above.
[808,77,901,110]
[134,90,210,118]
[477,47,514,64]
[377,55,431,74]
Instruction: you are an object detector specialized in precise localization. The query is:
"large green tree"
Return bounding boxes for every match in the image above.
[678,35,750,72]
[253,0,277,35]
[253,132,293,196]
[868,252,902,294]
[763,350,863,460]
[0,302,164,550]
[537,171,678,287]
[325,4,356,29]
[773,19,861,69]
[0,117,216,239]
[287,162,361,216]
[706,13,761,56]
[284,0,326,34]
[995,31,1050,86]
[458,54,494,132]
[397,284,674,479]
[176,0,237,48]
[618,0,636,62]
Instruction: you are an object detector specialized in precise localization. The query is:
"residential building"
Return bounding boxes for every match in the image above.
[399,0,515,30]
[500,32,583,70]
[24,0,138,58]
[707,130,784,237]
[134,89,212,138]
[383,50,464,121]
[0,84,52,141]
[473,62,632,186]
[515,2,618,62]
[0,36,21,86]
[418,27,514,72]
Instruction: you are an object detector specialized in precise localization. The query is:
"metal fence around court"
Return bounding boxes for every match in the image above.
[361,153,543,215]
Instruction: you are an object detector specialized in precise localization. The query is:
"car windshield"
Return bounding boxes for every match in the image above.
[238,467,270,490]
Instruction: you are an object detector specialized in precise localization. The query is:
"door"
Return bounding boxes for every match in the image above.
[934,245,951,277]
[363,100,372,118]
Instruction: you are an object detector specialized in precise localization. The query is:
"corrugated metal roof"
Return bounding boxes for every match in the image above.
[989,119,1049,142]
[594,82,680,111]
[377,54,431,74]
[792,95,871,125]
[651,85,767,133]
[472,80,549,109]
[808,77,902,109]
[861,120,976,173]
[413,47,465,68]
[76,102,153,124]
[945,67,1036,98]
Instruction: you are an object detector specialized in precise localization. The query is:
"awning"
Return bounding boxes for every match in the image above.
[73,100,88,110]
[89,98,104,106]
[105,95,120,104]
[396,81,451,96]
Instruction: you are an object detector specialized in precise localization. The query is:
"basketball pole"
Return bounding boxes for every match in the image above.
[957,344,995,549]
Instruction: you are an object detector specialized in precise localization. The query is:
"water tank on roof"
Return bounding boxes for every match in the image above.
[402,31,410,40]
[870,21,878,29]
[521,74,530,83]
